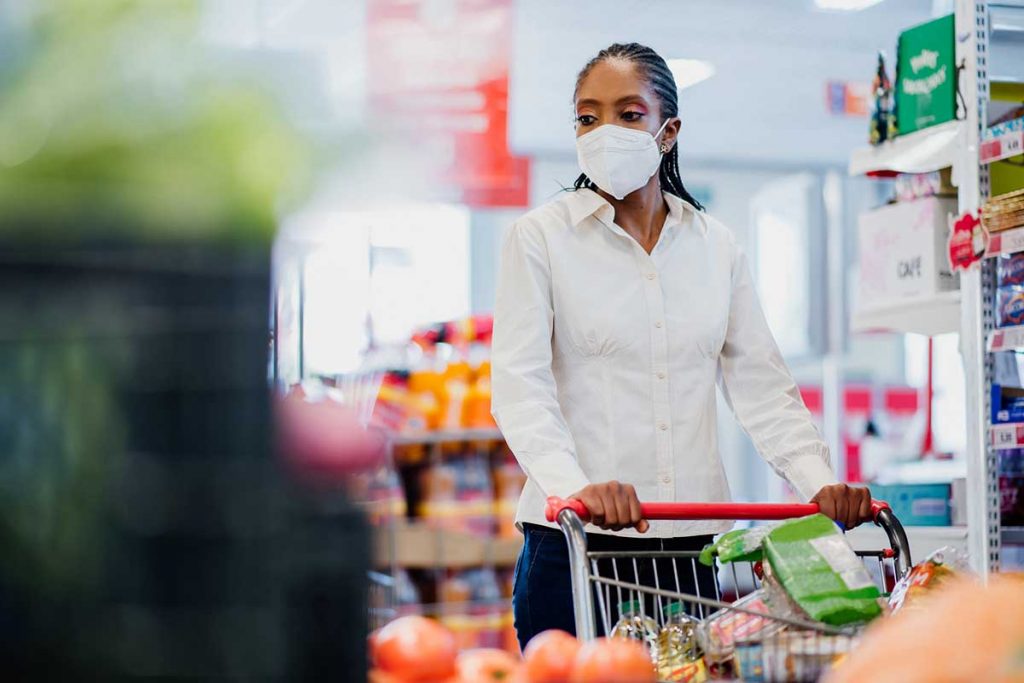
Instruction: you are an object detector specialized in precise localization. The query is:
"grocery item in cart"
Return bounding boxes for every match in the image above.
[656,602,704,682]
[698,524,771,566]
[760,632,857,683]
[887,546,966,612]
[610,600,661,659]
[763,514,882,626]
[698,590,786,665]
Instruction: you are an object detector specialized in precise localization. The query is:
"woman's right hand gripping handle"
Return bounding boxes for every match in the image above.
[568,481,649,533]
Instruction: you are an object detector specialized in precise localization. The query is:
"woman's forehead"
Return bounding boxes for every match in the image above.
[575,59,654,107]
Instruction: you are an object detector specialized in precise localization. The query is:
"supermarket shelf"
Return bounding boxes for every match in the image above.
[848,120,964,177]
[985,226,1024,259]
[851,290,961,336]
[990,422,1024,449]
[1003,527,1024,545]
[846,524,968,560]
[987,325,1024,352]
[375,522,522,569]
[981,116,1024,165]
[391,428,504,446]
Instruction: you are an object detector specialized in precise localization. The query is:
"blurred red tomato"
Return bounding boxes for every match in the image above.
[571,638,655,683]
[523,630,580,683]
[371,616,458,682]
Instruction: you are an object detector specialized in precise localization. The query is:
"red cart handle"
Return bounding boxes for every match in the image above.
[544,496,891,524]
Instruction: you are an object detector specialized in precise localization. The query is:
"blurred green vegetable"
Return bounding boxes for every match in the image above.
[0,0,311,242]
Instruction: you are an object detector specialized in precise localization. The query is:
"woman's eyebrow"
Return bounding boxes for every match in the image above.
[576,94,649,108]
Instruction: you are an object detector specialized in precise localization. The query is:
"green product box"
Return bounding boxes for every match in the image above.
[896,13,956,135]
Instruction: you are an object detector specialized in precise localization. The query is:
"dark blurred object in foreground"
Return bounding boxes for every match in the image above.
[0,243,368,679]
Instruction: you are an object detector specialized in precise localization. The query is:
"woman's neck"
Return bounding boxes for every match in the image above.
[598,177,668,254]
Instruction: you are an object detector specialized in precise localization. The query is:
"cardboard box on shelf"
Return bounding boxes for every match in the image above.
[856,196,959,311]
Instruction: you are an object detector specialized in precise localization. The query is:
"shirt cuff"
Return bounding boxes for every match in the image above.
[784,447,838,501]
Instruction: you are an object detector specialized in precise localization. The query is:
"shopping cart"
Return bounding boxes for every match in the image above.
[544,497,912,682]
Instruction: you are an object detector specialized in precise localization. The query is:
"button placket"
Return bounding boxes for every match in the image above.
[634,247,673,495]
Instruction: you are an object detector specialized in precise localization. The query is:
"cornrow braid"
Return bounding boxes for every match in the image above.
[572,42,705,212]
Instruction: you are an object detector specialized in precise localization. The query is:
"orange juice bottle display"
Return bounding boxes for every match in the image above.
[455,449,494,535]
[493,450,526,538]
[442,360,472,430]
[416,461,457,529]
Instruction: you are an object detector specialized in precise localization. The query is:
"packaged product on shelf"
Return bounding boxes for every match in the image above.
[610,599,660,659]
[657,602,704,682]
[456,449,496,535]
[763,514,882,626]
[417,460,458,528]
[493,450,527,538]
[349,459,407,526]
[698,590,785,666]
[461,361,497,430]
[438,568,504,651]
[997,285,1024,328]
[1000,448,1024,476]
[394,568,423,617]
[887,546,966,612]
[1001,475,1024,525]
[998,253,1024,288]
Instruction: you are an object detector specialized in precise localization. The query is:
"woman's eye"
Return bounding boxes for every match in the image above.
[576,114,597,126]
[621,111,644,122]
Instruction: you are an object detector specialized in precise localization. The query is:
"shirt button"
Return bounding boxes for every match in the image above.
[655,321,663,328]
[647,273,656,280]
[662,475,671,484]
[658,422,668,431]
[657,371,666,379]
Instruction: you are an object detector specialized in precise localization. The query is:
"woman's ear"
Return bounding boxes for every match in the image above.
[660,117,681,153]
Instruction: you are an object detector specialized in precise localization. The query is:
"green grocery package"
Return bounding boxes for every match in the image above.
[764,514,882,626]
[895,13,956,135]
[699,525,771,566]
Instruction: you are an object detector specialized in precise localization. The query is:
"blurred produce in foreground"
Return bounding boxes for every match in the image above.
[0,1,367,679]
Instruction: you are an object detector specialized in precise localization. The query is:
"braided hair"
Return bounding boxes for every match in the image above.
[573,42,704,211]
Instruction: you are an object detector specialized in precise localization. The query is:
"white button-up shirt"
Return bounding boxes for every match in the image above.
[491,189,835,538]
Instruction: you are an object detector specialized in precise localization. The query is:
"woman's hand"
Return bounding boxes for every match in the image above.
[570,481,649,533]
[811,483,872,530]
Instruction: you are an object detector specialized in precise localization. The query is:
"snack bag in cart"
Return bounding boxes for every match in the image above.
[763,514,883,626]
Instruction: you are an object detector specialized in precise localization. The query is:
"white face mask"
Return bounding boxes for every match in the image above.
[575,119,670,200]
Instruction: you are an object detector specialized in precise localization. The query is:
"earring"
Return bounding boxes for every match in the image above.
[660,142,670,154]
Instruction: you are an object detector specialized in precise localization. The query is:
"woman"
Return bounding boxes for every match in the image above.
[490,43,871,650]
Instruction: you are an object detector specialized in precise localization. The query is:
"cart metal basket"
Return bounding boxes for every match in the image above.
[543,497,912,682]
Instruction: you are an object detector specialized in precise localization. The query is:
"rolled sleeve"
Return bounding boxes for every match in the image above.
[717,245,837,501]
[491,220,591,499]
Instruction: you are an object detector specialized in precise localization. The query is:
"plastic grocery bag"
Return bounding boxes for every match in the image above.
[763,514,882,626]
[698,525,772,566]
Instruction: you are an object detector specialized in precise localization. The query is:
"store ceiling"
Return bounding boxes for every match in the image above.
[509,0,939,168]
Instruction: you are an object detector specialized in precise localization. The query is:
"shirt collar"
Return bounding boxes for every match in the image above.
[566,188,707,235]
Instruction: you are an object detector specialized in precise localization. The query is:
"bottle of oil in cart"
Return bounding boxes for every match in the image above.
[610,600,660,659]
[656,602,705,682]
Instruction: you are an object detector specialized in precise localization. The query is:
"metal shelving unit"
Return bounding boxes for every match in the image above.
[847,1,1007,575]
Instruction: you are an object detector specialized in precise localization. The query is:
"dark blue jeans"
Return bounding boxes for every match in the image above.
[512,523,717,651]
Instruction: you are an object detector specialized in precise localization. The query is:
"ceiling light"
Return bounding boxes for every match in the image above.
[666,59,716,91]
[814,0,884,11]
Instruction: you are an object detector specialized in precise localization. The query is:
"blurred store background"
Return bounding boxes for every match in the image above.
[2,0,1023,678]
